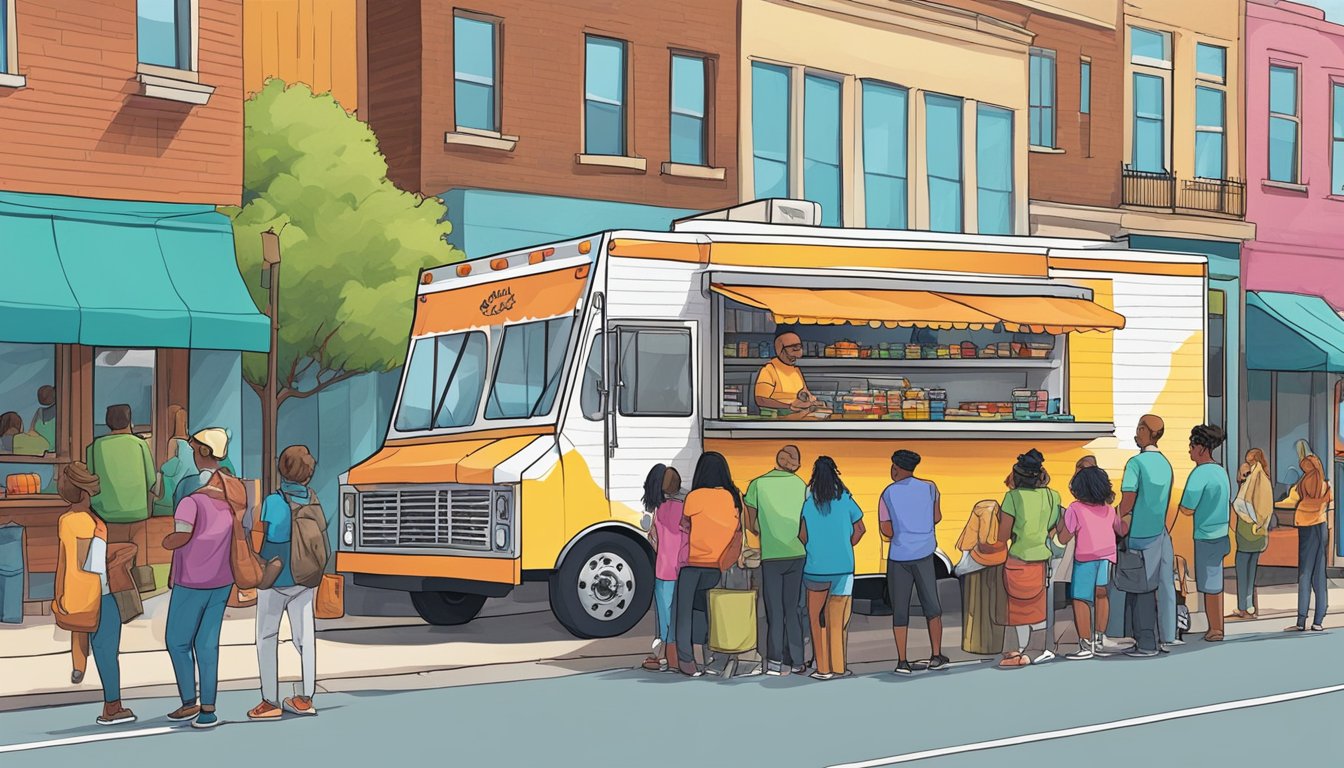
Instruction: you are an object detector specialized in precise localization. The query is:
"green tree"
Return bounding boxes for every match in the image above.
[223,80,463,481]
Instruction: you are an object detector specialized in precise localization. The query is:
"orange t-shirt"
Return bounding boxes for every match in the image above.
[684,488,741,569]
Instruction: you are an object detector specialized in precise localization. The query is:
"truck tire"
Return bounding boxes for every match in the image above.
[550,532,653,639]
[410,590,487,626]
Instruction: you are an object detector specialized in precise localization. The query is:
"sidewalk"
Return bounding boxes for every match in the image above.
[4,574,1342,713]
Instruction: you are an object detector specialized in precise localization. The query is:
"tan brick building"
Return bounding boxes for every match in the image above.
[365,0,740,258]
[0,0,265,605]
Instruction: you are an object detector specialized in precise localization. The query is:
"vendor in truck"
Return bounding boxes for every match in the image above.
[755,331,821,416]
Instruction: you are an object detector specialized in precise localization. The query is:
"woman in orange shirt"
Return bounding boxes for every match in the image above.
[674,452,743,677]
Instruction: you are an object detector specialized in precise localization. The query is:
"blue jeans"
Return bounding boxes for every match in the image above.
[1298,523,1328,627]
[1107,532,1175,644]
[1235,550,1261,612]
[654,579,676,643]
[92,593,122,702]
[166,585,230,707]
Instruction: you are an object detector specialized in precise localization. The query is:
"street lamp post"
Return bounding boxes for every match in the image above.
[260,228,282,495]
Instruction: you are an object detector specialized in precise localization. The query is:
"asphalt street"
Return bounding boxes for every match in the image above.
[0,625,1339,767]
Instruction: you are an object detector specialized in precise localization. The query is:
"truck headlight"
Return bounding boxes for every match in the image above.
[342,492,356,519]
[343,522,355,547]
[494,524,509,551]
[495,493,510,521]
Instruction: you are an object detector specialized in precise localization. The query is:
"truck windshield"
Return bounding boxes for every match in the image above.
[395,331,489,431]
[485,316,575,419]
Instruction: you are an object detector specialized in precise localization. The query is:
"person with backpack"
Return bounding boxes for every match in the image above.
[249,445,327,719]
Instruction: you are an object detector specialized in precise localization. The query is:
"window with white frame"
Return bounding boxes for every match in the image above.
[1268,64,1300,184]
[137,0,192,71]
[1129,26,1172,173]
[1194,43,1226,180]
[584,35,628,156]
[1029,48,1056,147]
[453,13,501,133]
[862,80,908,229]
[925,93,964,233]
[670,54,709,166]
[803,73,842,226]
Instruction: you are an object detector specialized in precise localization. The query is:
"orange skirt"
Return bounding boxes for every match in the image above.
[1002,558,1047,627]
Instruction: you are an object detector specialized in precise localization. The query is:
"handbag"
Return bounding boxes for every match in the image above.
[211,472,274,591]
[315,573,345,619]
[1112,541,1151,593]
[112,587,143,623]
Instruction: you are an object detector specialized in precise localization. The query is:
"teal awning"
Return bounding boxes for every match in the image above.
[0,192,268,352]
[1246,291,1344,372]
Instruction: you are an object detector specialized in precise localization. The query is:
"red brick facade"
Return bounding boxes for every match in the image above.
[367,0,739,208]
[0,0,243,206]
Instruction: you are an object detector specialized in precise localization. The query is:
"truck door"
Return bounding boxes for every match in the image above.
[608,320,702,518]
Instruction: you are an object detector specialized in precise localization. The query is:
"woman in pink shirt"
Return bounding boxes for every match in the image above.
[1057,465,1128,660]
[642,464,687,672]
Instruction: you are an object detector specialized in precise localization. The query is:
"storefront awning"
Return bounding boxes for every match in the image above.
[711,284,1125,333]
[1246,291,1344,372]
[0,193,269,352]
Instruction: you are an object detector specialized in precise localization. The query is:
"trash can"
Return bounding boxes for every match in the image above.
[0,523,25,624]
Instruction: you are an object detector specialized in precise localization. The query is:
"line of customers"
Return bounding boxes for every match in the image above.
[54,427,328,728]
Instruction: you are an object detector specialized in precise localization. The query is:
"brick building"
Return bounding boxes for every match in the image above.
[365,0,740,258]
[0,1,266,609]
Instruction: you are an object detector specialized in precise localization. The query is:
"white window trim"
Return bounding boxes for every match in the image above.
[453,11,504,135]
[1,0,23,87]
[1128,25,1172,70]
[1194,42,1227,85]
[136,0,200,76]
[1268,62,1302,185]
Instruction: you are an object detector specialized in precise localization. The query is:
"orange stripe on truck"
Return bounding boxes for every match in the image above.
[337,552,521,584]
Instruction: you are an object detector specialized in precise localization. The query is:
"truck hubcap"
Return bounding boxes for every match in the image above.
[578,552,633,621]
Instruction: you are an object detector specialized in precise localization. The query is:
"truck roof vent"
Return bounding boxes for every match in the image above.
[673,198,821,230]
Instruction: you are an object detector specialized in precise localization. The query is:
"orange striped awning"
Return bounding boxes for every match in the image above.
[939,293,1126,334]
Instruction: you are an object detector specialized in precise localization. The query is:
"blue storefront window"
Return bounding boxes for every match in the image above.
[584,36,627,156]
[1195,86,1225,180]
[752,62,792,200]
[862,81,908,229]
[804,74,842,226]
[925,94,963,234]
[137,0,191,70]
[670,55,708,166]
[976,104,1014,235]
[1132,73,1166,172]
[454,15,499,132]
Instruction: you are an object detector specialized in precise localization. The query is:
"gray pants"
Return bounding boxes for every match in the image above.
[1106,532,1175,644]
[256,585,316,703]
[761,557,805,667]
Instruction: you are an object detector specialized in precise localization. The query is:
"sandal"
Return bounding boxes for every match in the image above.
[997,652,1030,669]
[1284,625,1306,632]
[1310,625,1325,632]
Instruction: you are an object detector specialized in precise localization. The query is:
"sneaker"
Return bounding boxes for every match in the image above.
[1097,634,1134,650]
[1033,650,1056,664]
[247,701,282,721]
[167,704,201,722]
[893,660,913,675]
[765,661,784,677]
[283,697,317,716]
[810,671,835,681]
[96,705,136,726]
[927,654,950,671]
[790,665,808,676]
[677,660,703,677]
[71,669,85,685]
[1168,638,1187,646]
[1066,641,1095,661]
[191,710,220,729]
[1124,647,1160,658]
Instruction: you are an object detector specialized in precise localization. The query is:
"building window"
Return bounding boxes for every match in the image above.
[862,81,908,229]
[453,14,500,133]
[670,54,709,166]
[925,93,963,234]
[1333,84,1344,194]
[1208,290,1226,430]
[752,62,792,199]
[1080,59,1091,115]
[1,0,13,75]
[584,36,628,156]
[1132,73,1166,172]
[0,343,58,459]
[1269,64,1300,184]
[1195,87,1225,180]
[1130,26,1171,68]
[92,349,156,439]
[1197,43,1226,83]
[1029,48,1056,147]
[803,74,842,226]
[976,104,1014,235]
[618,328,693,418]
[137,0,192,70]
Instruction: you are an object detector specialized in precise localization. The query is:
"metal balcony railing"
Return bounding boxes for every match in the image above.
[1121,168,1245,217]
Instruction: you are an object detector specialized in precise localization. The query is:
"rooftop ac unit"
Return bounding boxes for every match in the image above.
[673,199,821,229]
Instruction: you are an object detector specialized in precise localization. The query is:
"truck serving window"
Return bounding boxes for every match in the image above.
[394,331,488,432]
[485,316,575,420]
[618,328,693,417]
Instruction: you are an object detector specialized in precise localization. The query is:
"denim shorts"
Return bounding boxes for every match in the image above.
[804,573,854,597]
[1070,559,1111,603]
[1194,537,1230,594]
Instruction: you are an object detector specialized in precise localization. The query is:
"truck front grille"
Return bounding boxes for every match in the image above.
[358,487,494,551]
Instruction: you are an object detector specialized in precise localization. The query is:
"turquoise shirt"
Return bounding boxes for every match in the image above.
[1121,449,1173,539]
[800,491,863,576]
[1181,463,1231,541]
[259,481,312,589]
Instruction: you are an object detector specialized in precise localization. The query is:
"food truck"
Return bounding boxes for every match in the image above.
[335,199,1209,638]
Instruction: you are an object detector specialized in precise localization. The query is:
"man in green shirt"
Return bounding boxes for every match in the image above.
[1179,424,1231,642]
[86,404,156,568]
[745,445,808,675]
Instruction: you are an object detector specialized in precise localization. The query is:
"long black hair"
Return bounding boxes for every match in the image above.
[1011,448,1051,490]
[691,451,742,511]
[642,463,668,514]
[808,456,848,511]
[1069,466,1114,506]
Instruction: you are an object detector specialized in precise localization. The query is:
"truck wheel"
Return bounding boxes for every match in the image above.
[550,532,653,639]
[410,591,487,626]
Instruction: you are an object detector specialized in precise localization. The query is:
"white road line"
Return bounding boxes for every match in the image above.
[830,682,1344,767]
[0,726,179,754]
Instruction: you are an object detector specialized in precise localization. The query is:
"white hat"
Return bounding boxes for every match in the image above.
[191,428,229,460]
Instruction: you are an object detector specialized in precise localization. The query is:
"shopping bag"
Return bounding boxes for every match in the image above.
[228,585,257,608]
[707,588,756,655]
[132,565,157,593]
[112,588,143,624]
[315,573,345,619]
[1112,544,1151,593]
